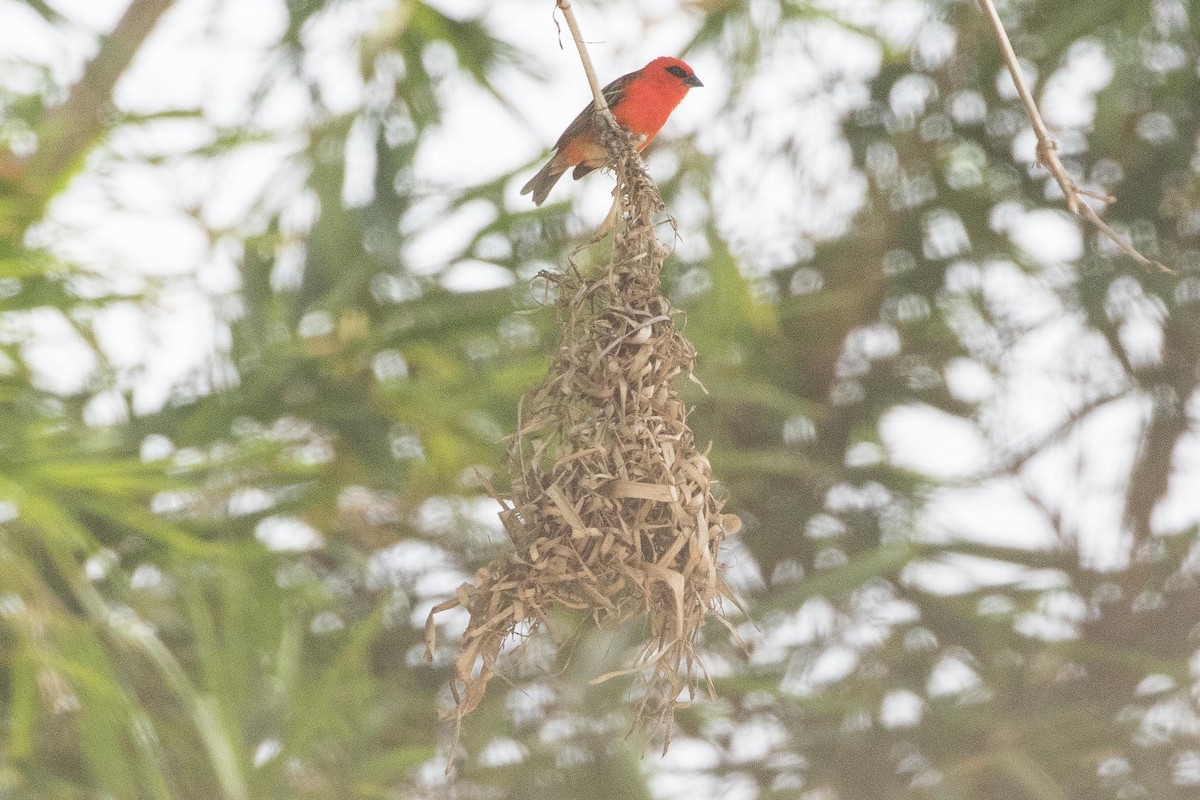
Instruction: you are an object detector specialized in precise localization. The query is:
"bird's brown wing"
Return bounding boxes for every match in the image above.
[552,69,641,150]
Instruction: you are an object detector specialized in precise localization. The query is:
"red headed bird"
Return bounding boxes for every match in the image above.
[521,56,703,205]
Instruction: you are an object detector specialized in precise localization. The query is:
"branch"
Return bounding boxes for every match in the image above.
[555,0,633,240]
[18,0,174,203]
[976,0,1173,274]
[555,0,613,117]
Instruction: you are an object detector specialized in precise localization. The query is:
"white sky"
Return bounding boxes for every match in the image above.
[4,3,1200,795]
[3,0,1199,627]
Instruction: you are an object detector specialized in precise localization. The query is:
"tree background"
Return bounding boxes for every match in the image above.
[2,0,1200,798]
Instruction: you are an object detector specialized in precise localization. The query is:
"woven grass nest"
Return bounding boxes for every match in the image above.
[427,116,742,745]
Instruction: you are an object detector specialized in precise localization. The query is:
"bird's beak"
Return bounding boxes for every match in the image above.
[684,73,704,88]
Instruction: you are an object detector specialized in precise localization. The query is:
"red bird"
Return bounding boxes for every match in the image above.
[521,56,703,205]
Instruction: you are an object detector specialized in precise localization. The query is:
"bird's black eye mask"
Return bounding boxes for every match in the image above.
[666,65,690,79]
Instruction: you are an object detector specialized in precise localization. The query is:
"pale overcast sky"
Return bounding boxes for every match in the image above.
[4,0,1198,579]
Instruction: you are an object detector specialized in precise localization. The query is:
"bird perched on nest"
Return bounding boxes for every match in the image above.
[520,56,703,205]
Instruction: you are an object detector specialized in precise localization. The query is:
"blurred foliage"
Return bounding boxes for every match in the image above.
[2,0,1200,798]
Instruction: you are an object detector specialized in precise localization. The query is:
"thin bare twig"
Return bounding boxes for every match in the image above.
[555,0,625,240]
[976,0,1173,274]
[555,0,612,117]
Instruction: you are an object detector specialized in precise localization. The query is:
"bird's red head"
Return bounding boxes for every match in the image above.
[642,56,704,91]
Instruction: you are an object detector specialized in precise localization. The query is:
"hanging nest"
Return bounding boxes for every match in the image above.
[426,114,742,745]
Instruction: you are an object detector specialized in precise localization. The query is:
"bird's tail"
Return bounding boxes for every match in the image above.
[520,153,568,206]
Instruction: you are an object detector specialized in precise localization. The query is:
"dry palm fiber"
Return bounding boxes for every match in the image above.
[426,116,742,741]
